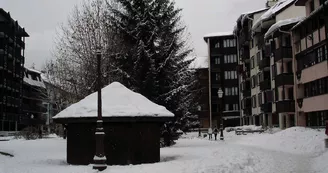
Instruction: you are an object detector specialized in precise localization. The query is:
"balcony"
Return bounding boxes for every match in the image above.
[276,100,295,113]
[260,102,272,113]
[274,46,292,62]
[260,79,271,91]
[242,70,251,80]
[243,90,251,98]
[259,57,270,69]
[242,98,252,110]
[241,47,250,62]
[243,107,251,116]
[275,73,294,87]
[239,30,250,46]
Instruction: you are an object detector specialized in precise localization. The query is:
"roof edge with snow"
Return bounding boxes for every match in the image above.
[203,31,234,41]
[264,17,304,39]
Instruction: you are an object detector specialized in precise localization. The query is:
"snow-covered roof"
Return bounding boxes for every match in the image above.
[252,0,295,30]
[204,31,233,38]
[53,82,174,119]
[264,17,304,39]
[25,67,41,74]
[23,76,46,88]
[23,68,46,88]
[292,1,328,30]
[189,56,208,69]
[240,8,268,24]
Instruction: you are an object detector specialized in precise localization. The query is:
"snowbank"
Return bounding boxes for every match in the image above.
[236,127,326,156]
[226,125,263,132]
[311,149,328,173]
[53,82,174,119]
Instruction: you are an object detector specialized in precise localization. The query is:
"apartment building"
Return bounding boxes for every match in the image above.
[189,56,210,128]
[0,9,29,132]
[22,67,48,128]
[235,0,306,128]
[292,0,328,127]
[204,33,240,128]
[235,8,268,126]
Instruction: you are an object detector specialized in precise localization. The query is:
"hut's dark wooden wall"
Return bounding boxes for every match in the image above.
[67,122,160,165]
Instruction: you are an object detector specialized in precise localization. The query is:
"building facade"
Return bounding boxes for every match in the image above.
[0,9,29,132]
[235,0,306,128]
[22,67,48,128]
[292,0,328,127]
[189,56,211,128]
[204,33,240,128]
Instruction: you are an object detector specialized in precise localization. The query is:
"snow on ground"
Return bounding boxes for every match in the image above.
[0,127,327,173]
[235,127,326,156]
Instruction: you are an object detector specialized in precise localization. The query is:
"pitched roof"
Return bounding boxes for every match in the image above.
[53,82,174,119]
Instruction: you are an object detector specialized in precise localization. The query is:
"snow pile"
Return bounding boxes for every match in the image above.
[311,149,328,173]
[236,127,326,156]
[229,125,263,131]
[264,17,304,39]
[189,56,208,69]
[204,31,233,38]
[252,0,295,30]
[53,82,174,119]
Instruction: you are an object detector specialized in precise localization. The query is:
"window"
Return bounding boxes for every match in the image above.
[251,56,255,69]
[214,42,220,48]
[258,93,262,105]
[215,57,220,64]
[224,71,237,79]
[256,51,261,66]
[233,104,239,110]
[223,39,236,48]
[225,104,230,111]
[223,40,227,47]
[271,64,277,79]
[317,47,323,63]
[215,73,220,81]
[251,76,256,88]
[252,95,257,108]
[310,0,315,13]
[304,77,328,97]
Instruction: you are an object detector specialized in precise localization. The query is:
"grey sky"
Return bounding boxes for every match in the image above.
[0,0,266,70]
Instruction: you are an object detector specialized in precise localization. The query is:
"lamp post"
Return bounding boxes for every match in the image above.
[93,49,107,171]
[217,88,224,141]
[197,105,201,137]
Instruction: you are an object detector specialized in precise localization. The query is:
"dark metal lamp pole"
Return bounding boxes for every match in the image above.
[93,49,107,171]
[217,88,224,141]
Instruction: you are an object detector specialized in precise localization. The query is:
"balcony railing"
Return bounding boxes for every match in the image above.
[275,73,294,87]
[276,100,295,113]
[274,46,292,62]
[260,102,272,113]
[260,79,271,91]
[259,57,270,69]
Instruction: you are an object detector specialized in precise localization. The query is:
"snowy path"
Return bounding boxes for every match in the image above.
[0,136,313,173]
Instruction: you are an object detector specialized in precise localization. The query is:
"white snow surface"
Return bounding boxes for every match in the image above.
[204,31,233,38]
[252,0,295,30]
[264,17,304,39]
[1,127,328,173]
[189,56,208,69]
[53,82,174,119]
[236,127,326,156]
[1,127,327,173]
[25,67,42,74]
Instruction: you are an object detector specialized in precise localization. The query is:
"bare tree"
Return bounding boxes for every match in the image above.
[46,0,122,98]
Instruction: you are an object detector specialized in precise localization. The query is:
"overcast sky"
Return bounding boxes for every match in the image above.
[0,0,266,70]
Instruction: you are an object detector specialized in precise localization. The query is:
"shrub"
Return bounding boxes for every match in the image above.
[15,127,39,140]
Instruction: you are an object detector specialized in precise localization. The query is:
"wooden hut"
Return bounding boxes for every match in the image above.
[53,82,174,165]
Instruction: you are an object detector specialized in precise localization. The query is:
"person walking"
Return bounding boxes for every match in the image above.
[208,127,213,140]
[213,126,219,140]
